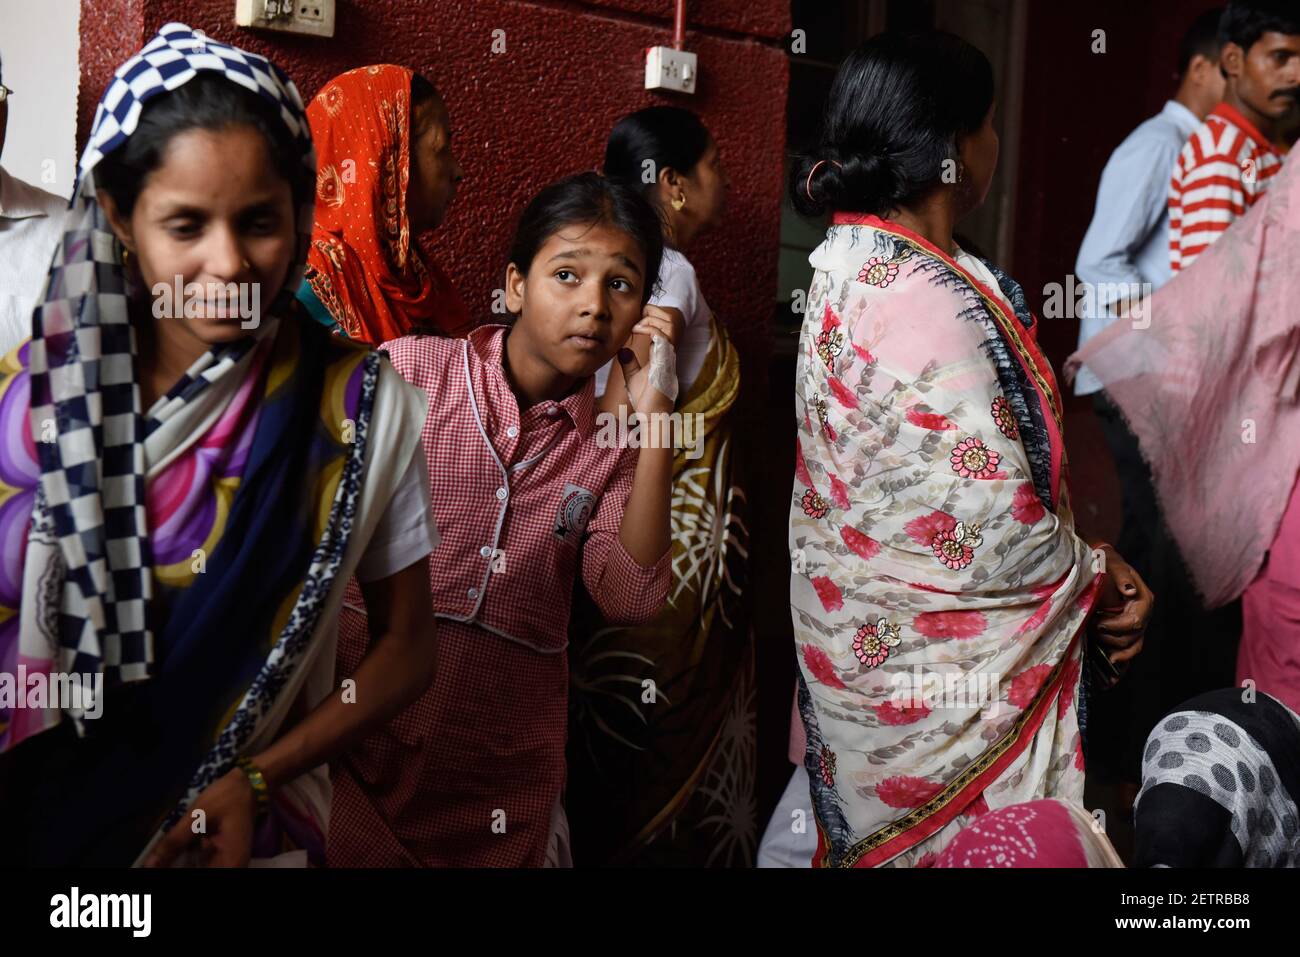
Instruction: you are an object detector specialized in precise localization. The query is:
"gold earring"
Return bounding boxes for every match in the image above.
[671,194,686,211]
[121,247,133,268]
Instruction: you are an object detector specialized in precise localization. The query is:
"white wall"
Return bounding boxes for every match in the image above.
[0,0,80,199]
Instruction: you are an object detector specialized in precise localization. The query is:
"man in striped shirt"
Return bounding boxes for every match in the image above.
[1169,0,1300,271]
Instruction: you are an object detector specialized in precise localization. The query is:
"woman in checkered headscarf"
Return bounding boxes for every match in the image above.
[0,24,440,867]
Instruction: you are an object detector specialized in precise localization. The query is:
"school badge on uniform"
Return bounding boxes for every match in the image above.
[554,483,595,541]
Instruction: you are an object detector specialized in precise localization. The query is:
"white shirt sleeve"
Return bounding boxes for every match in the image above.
[650,251,700,318]
[354,445,439,583]
[1075,127,1178,312]
[651,251,712,397]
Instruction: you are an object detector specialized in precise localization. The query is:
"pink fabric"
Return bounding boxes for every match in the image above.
[934,799,1094,868]
[379,324,671,650]
[1067,149,1300,608]
[1239,471,1300,713]
[328,324,672,867]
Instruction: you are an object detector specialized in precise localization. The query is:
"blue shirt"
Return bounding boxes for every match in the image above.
[1073,100,1201,395]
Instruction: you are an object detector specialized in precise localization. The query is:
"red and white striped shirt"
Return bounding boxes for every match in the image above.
[381,323,671,654]
[1169,102,1284,272]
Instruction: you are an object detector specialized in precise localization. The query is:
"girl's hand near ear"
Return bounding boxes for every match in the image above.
[598,305,684,417]
[634,304,684,350]
[620,305,681,416]
[612,304,679,571]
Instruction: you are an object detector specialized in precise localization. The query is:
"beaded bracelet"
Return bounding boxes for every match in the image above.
[235,757,270,818]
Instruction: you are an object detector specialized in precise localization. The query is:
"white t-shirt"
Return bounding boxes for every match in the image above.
[594,247,713,399]
[354,444,439,582]
[0,168,68,355]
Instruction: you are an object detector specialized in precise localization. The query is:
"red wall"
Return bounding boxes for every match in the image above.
[77,0,791,367]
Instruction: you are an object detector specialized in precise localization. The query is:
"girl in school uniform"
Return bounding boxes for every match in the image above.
[328,172,676,866]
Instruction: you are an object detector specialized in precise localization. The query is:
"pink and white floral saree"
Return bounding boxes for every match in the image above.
[789,214,1101,867]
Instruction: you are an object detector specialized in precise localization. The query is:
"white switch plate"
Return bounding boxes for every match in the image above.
[235,0,336,38]
[645,46,697,94]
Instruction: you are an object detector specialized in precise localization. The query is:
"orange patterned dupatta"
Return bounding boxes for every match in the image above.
[304,65,470,344]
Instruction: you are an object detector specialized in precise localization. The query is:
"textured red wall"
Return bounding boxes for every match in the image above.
[78,0,147,140]
[77,0,790,368]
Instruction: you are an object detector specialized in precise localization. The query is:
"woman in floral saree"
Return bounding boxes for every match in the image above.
[0,24,438,867]
[788,32,1153,867]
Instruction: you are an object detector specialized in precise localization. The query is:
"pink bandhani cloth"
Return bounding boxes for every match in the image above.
[933,799,1123,868]
[1067,149,1300,609]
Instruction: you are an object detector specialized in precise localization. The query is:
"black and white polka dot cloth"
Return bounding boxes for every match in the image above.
[1135,689,1300,867]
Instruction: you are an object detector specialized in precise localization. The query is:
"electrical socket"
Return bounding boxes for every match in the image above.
[235,0,335,38]
[644,46,697,94]
[293,1,327,22]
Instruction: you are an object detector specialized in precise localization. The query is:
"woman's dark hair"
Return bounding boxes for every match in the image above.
[411,72,439,108]
[603,106,712,198]
[1221,0,1300,54]
[95,72,313,218]
[410,71,442,134]
[791,31,994,218]
[507,172,664,306]
[409,73,442,140]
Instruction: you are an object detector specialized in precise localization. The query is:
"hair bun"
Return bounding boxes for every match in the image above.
[788,32,994,219]
[792,148,898,217]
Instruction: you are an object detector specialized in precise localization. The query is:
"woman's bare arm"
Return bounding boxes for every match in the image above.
[145,557,437,866]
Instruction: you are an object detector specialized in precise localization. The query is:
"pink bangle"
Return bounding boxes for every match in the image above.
[805,159,843,200]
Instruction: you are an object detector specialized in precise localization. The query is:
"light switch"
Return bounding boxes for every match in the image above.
[235,0,336,38]
[644,46,698,94]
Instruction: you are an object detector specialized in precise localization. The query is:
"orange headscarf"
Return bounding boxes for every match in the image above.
[304,64,470,344]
